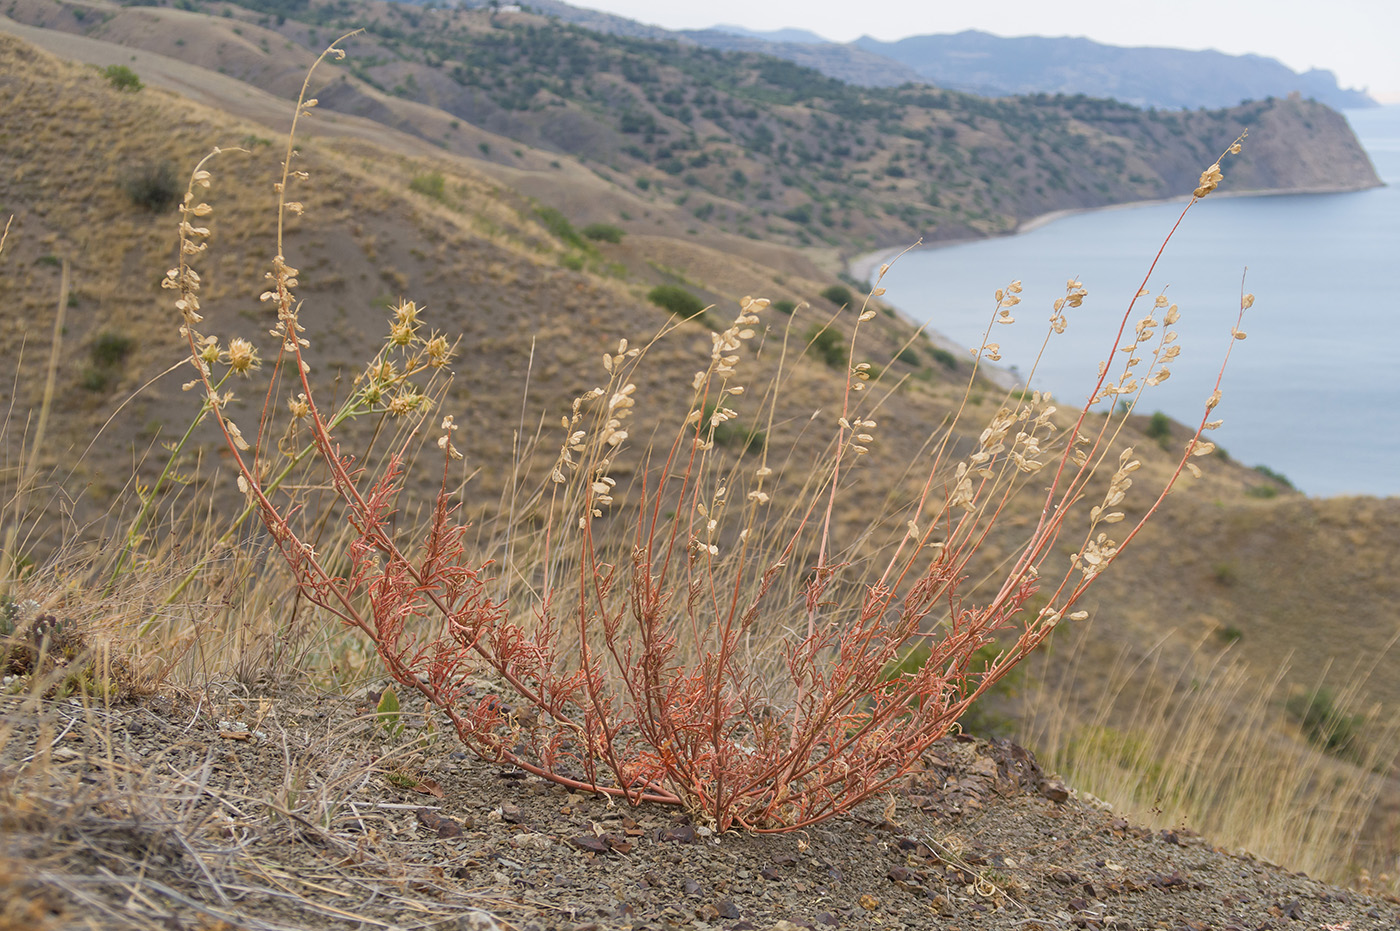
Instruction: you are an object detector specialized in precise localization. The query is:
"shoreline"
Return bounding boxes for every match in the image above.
[847,182,1385,285]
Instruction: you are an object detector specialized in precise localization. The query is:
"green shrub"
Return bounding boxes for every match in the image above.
[1252,464,1294,490]
[536,206,589,251]
[1245,484,1279,499]
[772,299,797,315]
[102,64,143,92]
[122,162,179,212]
[878,643,1020,736]
[409,171,447,201]
[1287,687,1364,757]
[79,368,109,393]
[704,403,766,453]
[91,332,135,368]
[581,223,624,243]
[894,345,920,366]
[647,284,704,317]
[804,325,846,369]
[1145,411,1172,445]
[820,284,854,308]
[930,347,958,370]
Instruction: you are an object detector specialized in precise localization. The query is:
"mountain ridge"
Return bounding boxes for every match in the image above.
[851,30,1377,111]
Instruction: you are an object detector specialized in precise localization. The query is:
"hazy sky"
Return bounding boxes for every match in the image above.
[570,0,1400,103]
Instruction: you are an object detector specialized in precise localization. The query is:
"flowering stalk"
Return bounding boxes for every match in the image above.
[173,41,1258,832]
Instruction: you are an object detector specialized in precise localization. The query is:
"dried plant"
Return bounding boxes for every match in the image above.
[174,38,1254,832]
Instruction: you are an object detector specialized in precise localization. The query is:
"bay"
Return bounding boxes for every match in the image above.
[874,105,1400,498]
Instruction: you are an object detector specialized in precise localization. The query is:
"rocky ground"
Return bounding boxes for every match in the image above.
[2,688,1398,931]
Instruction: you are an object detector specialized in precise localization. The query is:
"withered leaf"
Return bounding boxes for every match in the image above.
[414,808,461,838]
[412,778,444,798]
[601,834,633,854]
[570,835,609,854]
[660,824,697,844]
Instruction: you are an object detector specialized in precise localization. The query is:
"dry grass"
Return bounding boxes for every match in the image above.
[1018,624,1400,891]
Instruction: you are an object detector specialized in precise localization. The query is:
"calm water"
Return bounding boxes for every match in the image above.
[879,105,1400,498]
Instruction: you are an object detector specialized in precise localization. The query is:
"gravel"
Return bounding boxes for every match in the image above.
[2,689,1396,930]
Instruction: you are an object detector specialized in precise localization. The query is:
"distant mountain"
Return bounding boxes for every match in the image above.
[467,6,1373,110]
[710,25,831,45]
[677,28,923,88]
[852,31,1377,110]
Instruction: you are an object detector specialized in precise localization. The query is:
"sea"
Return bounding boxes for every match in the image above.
[872,105,1400,498]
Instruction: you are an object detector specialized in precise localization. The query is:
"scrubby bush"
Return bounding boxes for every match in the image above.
[1252,464,1294,490]
[705,402,766,453]
[409,171,447,201]
[1146,410,1172,447]
[820,284,854,307]
[582,222,624,243]
[536,206,589,251]
[930,346,959,370]
[122,161,179,212]
[90,332,135,368]
[102,64,143,92]
[805,324,847,369]
[1287,688,1364,757]
[646,284,704,317]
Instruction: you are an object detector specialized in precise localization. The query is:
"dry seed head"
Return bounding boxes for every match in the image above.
[225,420,251,451]
[222,337,260,374]
[438,415,463,460]
[387,388,424,416]
[423,333,452,367]
[1194,163,1225,199]
[197,335,221,366]
[288,393,310,419]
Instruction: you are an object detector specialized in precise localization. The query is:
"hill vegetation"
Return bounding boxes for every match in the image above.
[3,0,1380,259]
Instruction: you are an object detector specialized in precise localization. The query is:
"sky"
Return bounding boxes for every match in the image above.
[569,0,1400,103]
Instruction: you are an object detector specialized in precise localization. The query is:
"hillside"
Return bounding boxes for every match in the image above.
[0,0,1381,265]
[1,11,1398,893]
